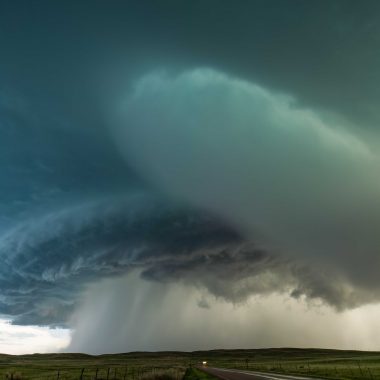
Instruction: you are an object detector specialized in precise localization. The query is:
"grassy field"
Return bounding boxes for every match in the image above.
[198,348,380,380]
[182,368,216,380]
[0,352,186,380]
[1,348,380,380]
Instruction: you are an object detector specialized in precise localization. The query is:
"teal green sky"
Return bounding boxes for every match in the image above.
[1,0,380,353]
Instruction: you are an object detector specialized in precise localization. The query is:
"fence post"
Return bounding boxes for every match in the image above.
[95,368,99,380]
[57,370,60,380]
[80,368,85,380]
[357,362,363,376]
[123,366,128,380]
[107,367,111,380]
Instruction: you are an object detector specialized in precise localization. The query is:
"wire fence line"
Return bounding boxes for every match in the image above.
[2,354,380,380]
[2,365,185,380]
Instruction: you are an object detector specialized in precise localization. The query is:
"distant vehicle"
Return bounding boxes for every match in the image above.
[202,361,207,366]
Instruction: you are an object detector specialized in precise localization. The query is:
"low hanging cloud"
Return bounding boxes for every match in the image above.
[0,193,247,325]
[113,68,380,308]
[1,190,372,328]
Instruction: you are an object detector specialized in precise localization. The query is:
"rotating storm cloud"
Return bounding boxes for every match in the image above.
[1,0,380,354]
